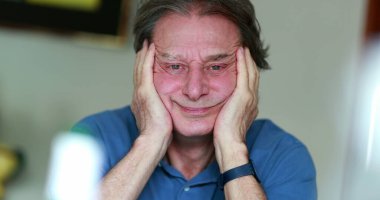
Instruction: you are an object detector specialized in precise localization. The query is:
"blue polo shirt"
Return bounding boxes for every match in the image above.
[72,106,317,200]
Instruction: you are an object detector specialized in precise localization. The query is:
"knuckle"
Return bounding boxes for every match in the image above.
[242,94,250,102]
[135,87,147,97]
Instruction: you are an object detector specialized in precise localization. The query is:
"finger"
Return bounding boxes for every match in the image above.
[236,47,249,90]
[135,40,148,85]
[244,48,254,87]
[136,40,147,66]
[244,48,257,90]
[134,48,142,85]
[137,40,148,85]
[248,50,260,95]
[245,48,260,108]
[141,42,155,86]
[254,61,260,93]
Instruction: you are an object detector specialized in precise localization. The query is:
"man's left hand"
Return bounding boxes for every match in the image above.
[213,47,260,172]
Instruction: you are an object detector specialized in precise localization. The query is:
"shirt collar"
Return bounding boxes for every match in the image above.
[158,159,220,185]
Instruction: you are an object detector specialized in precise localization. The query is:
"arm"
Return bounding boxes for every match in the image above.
[214,47,266,200]
[100,41,173,200]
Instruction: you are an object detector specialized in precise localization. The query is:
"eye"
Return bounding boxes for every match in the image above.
[170,64,181,70]
[205,64,230,75]
[161,63,187,75]
[210,65,222,70]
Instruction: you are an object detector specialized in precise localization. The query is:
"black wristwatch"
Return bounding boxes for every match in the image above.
[218,159,260,190]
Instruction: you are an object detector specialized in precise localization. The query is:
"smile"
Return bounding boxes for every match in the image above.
[172,98,228,117]
[177,104,214,116]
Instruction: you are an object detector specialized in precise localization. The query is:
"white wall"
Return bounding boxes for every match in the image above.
[254,1,366,199]
[0,30,136,199]
[0,0,366,199]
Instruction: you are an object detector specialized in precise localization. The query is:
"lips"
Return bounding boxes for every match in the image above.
[172,99,226,117]
[174,103,214,116]
[181,106,210,114]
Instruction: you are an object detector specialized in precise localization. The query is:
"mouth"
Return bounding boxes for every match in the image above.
[174,101,222,117]
[180,106,211,115]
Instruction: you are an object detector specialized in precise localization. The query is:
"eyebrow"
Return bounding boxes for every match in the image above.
[157,52,234,62]
[205,53,233,61]
[158,53,180,61]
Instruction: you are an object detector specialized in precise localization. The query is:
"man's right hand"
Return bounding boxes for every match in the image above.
[100,41,173,200]
[131,40,173,142]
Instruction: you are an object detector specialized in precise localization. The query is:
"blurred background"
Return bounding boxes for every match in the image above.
[0,0,377,199]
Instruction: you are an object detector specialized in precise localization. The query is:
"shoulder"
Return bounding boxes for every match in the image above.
[71,105,137,137]
[247,119,304,150]
[246,119,314,172]
[71,105,139,175]
[247,119,317,199]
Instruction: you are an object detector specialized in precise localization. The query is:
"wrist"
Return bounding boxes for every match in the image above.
[214,141,249,172]
[135,133,172,160]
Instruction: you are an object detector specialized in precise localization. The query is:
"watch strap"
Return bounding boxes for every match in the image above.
[218,160,260,190]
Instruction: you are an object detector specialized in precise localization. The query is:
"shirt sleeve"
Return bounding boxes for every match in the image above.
[69,108,138,177]
[263,144,317,200]
[70,116,110,176]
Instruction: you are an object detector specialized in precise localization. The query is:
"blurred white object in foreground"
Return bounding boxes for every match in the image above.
[45,133,103,200]
[342,39,380,200]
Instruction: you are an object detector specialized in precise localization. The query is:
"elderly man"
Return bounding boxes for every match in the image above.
[72,0,317,199]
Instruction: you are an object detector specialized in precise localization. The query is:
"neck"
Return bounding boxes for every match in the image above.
[166,133,215,180]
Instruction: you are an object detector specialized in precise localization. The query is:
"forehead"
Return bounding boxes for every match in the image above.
[152,12,241,61]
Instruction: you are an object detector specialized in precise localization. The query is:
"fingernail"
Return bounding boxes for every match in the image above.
[149,43,155,50]
[238,47,244,56]
[245,47,251,55]
[143,39,148,48]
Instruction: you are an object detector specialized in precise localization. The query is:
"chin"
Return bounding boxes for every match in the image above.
[172,118,215,137]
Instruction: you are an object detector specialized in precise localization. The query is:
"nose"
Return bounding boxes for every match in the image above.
[182,68,209,101]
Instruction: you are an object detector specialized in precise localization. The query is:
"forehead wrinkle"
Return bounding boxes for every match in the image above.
[201,42,240,62]
[159,53,181,61]
[158,52,235,64]
[203,53,233,62]
[155,48,184,61]
[155,44,239,63]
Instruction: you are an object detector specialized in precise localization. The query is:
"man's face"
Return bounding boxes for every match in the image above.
[152,12,240,137]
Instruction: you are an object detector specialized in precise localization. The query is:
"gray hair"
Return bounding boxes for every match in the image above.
[133,0,269,69]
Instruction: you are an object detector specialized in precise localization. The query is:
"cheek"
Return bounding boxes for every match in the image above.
[153,71,183,96]
[209,72,237,97]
